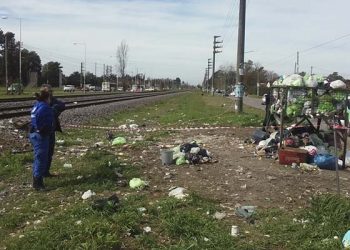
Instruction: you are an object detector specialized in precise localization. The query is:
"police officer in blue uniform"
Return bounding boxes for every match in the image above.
[30,87,54,190]
[41,84,65,177]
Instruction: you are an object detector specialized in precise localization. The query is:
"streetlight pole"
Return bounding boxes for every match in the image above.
[2,16,22,90]
[73,42,86,93]
[4,35,8,94]
[19,17,22,87]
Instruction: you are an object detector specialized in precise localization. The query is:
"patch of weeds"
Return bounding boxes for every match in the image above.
[239,194,346,250]
[3,203,122,250]
[0,152,33,179]
[154,195,237,249]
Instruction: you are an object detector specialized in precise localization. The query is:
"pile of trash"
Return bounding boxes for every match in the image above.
[163,141,214,165]
[252,127,344,171]
[272,74,346,89]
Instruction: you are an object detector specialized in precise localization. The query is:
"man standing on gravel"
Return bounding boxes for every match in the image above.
[41,84,65,177]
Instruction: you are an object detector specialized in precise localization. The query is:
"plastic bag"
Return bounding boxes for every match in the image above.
[330,80,346,89]
[314,154,337,170]
[176,156,187,165]
[112,137,126,145]
[129,178,146,189]
[282,74,304,87]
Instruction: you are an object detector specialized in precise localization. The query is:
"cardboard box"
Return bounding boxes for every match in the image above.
[278,147,308,165]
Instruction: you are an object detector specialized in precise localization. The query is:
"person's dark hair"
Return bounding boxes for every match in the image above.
[35,87,51,101]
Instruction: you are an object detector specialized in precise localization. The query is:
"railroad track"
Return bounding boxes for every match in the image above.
[0,92,119,103]
[0,91,178,119]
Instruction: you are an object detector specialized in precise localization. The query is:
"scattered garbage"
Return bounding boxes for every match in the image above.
[118,124,128,130]
[82,190,96,200]
[137,207,147,213]
[176,156,187,165]
[94,141,104,147]
[129,124,139,130]
[160,149,174,165]
[143,226,152,233]
[56,140,65,145]
[129,178,146,189]
[168,187,188,199]
[112,137,127,145]
[92,194,119,212]
[235,205,256,218]
[213,211,226,220]
[300,163,318,171]
[170,141,214,165]
[342,230,350,248]
[63,163,73,168]
[231,225,239,237]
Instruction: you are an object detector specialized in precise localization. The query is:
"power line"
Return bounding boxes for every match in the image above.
[300,32,350,53]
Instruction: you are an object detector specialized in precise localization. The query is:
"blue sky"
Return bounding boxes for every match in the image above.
[0,0,349,84]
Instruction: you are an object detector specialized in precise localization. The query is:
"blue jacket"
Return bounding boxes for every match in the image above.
[30,101,54,135]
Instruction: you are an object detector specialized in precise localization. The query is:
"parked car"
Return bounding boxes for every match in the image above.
[8,83,23,94]
[63,85,75,92]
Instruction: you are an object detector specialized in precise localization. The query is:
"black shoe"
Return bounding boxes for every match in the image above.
[33,176,45,191]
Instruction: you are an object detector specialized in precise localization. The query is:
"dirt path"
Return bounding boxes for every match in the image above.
[134,127,350,212]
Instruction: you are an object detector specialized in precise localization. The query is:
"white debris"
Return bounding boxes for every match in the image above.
[82,190,95,200]
[213,211,226,220]
[75,220,82,225]
[94,141,104,147]
[56,140,65,145]
[137,207,147,213]
[143,226,152,233]
[129,124,139,130]
[33,220,42,225]
[63,163,73,168]
[118,124,128,130]
[168,187,188,199]
[190,147,201,154]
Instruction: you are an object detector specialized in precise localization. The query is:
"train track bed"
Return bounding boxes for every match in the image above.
[0,91,178,119]
[0,92,182,153]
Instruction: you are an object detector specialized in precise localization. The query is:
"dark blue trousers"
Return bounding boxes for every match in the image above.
[29,132,49,178]
[45,132,55,175]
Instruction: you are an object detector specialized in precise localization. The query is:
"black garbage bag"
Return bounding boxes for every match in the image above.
[185,153,201,165]
[198,149,209,157]
[252,129,269,143]
[180,143,199,153]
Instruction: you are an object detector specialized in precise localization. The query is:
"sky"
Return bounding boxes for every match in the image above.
[0,0,349,85]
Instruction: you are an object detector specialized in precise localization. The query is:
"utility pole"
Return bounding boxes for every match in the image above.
[103,64,106,81]
[4,35,8,94]
[80,62,83,88]
[311,66,313,75]
[212,35,223,96]
[296,51,299,74]
[207,58,212,93]
[235,0,246,113]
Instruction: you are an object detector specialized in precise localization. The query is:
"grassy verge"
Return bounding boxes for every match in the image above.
[94,92,263,128]
[0,92,347,249]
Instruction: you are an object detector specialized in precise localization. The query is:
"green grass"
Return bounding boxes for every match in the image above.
[93,92,263,128]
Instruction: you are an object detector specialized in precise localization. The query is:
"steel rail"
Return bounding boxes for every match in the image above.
[0,91,179,119]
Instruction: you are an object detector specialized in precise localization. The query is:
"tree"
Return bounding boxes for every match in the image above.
[117,40,128,90]
[66,71,81,86]
[40,61,62,87]
[117,40,128,78]
[21,49,41,86]
[0,31,19,84]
